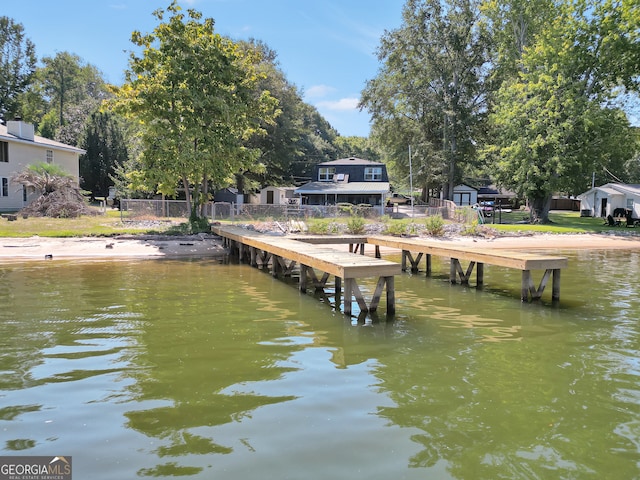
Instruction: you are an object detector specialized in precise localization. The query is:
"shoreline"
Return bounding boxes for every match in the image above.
[1,231,640,262]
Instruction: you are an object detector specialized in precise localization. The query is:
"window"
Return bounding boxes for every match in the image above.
[364,167,382,181]
[23,185,27,202]
[627,198,634,210]
[46,150,54,164]
[0,141,8,162]
[2,178,8,197]
[318,167,335,181]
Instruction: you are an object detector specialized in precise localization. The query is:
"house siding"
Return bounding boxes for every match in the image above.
[0,123,83,212]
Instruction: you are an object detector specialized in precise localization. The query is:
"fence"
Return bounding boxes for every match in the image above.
[119,198,469,223]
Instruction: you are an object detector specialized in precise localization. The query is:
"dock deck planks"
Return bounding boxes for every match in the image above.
[212,226,400,315]
[365,235,568,302]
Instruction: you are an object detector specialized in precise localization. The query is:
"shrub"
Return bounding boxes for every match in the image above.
[461,220,481,236]
[383,222,407,236]
[307,219,330,234]
[346,216,366,234]
[424,215,445,236]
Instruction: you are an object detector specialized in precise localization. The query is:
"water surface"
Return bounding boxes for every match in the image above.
[1,250,639,479]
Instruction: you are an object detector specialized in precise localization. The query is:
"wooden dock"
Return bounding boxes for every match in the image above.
[296,234,568,302]
[212,226,401,315]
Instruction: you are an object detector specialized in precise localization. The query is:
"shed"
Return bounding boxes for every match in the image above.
[259,186,297,205]
[577,183,640,218]
[452,184,478,206]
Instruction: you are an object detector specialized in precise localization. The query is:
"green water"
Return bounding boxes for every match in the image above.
[1,249,639,479]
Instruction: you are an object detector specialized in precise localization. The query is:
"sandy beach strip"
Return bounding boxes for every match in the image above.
[1,232,639,262]
[0,235,227,261]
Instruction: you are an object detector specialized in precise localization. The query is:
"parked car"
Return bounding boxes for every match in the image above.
[387,194,411,205]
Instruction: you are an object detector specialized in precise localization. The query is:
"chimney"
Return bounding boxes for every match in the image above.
[7,119,35,142]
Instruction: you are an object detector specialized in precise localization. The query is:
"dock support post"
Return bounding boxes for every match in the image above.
[344,279,354,315]
[386,276,395,315]
[552,269,561,301]
[426,254,432,275]
[300,265,308,293]
[522,269,558,302]
[477,262,484,285]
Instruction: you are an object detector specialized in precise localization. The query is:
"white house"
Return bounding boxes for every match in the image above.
[577,183,640,218]
[0,120,85,212]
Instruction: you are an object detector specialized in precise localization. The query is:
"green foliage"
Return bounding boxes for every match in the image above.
[461,220,481,236]
[306,219,342,235]
[0,16,37,122]
[337,203,354,216]
[484,0,639,223]
[383,221,408,236]
[109,2,278,222]
[80,111,129,197]
[346,216,366,234]
[361,0,492,199]
[424,215,445,236]
[187,216,210,234]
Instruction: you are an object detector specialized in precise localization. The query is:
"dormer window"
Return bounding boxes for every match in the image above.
[319,167,335,181]
[364,167,382,181]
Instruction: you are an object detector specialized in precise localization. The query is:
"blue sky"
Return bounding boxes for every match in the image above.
[3,0,406,137]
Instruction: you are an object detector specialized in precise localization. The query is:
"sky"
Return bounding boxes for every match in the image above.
[3,0,406,138]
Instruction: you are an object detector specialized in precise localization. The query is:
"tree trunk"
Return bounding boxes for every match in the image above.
[182,176,192,217]
[529,194,552,223]
[199,173,209,218]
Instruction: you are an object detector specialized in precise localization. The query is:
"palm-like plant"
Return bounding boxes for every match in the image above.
[11,163,95,217]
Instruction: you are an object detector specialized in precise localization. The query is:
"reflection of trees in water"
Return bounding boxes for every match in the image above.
[122,262,306,475]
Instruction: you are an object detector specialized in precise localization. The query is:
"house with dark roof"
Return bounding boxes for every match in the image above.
[294,157,390,211]
[0,120,85,212]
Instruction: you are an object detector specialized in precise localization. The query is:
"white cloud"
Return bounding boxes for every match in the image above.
[316,97,360,112]
[304,84,336,99]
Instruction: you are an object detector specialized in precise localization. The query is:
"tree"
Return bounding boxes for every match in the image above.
[33,52,110,147]
[80,111,129,198]
[12,162,94,218]
[39,52,82,128]
[109,2,278,226]
[361,0,492,200]
[484,0,639,222]
[236,40,304,191]
[0,16,37,122]
[334,136,382,162]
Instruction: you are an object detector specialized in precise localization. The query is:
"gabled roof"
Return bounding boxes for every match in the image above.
[0,124,85,154]
[295,182,390,195]
[578,183,640,198]
[319,157,384,166]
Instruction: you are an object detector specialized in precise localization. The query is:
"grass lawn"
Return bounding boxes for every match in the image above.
[0,209,636,238]
[0,210,179,237]
[486,211,633,234]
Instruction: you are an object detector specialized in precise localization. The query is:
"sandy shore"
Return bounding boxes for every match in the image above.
[0,235,227,261]
[1,231,639,262]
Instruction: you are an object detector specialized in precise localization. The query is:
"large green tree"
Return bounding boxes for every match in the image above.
[361,0,492,200]
[485,0,639,222]
[110,2,278,223]
[79,111,129,198]
[0,16,37,122]
[37,52,109,140]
